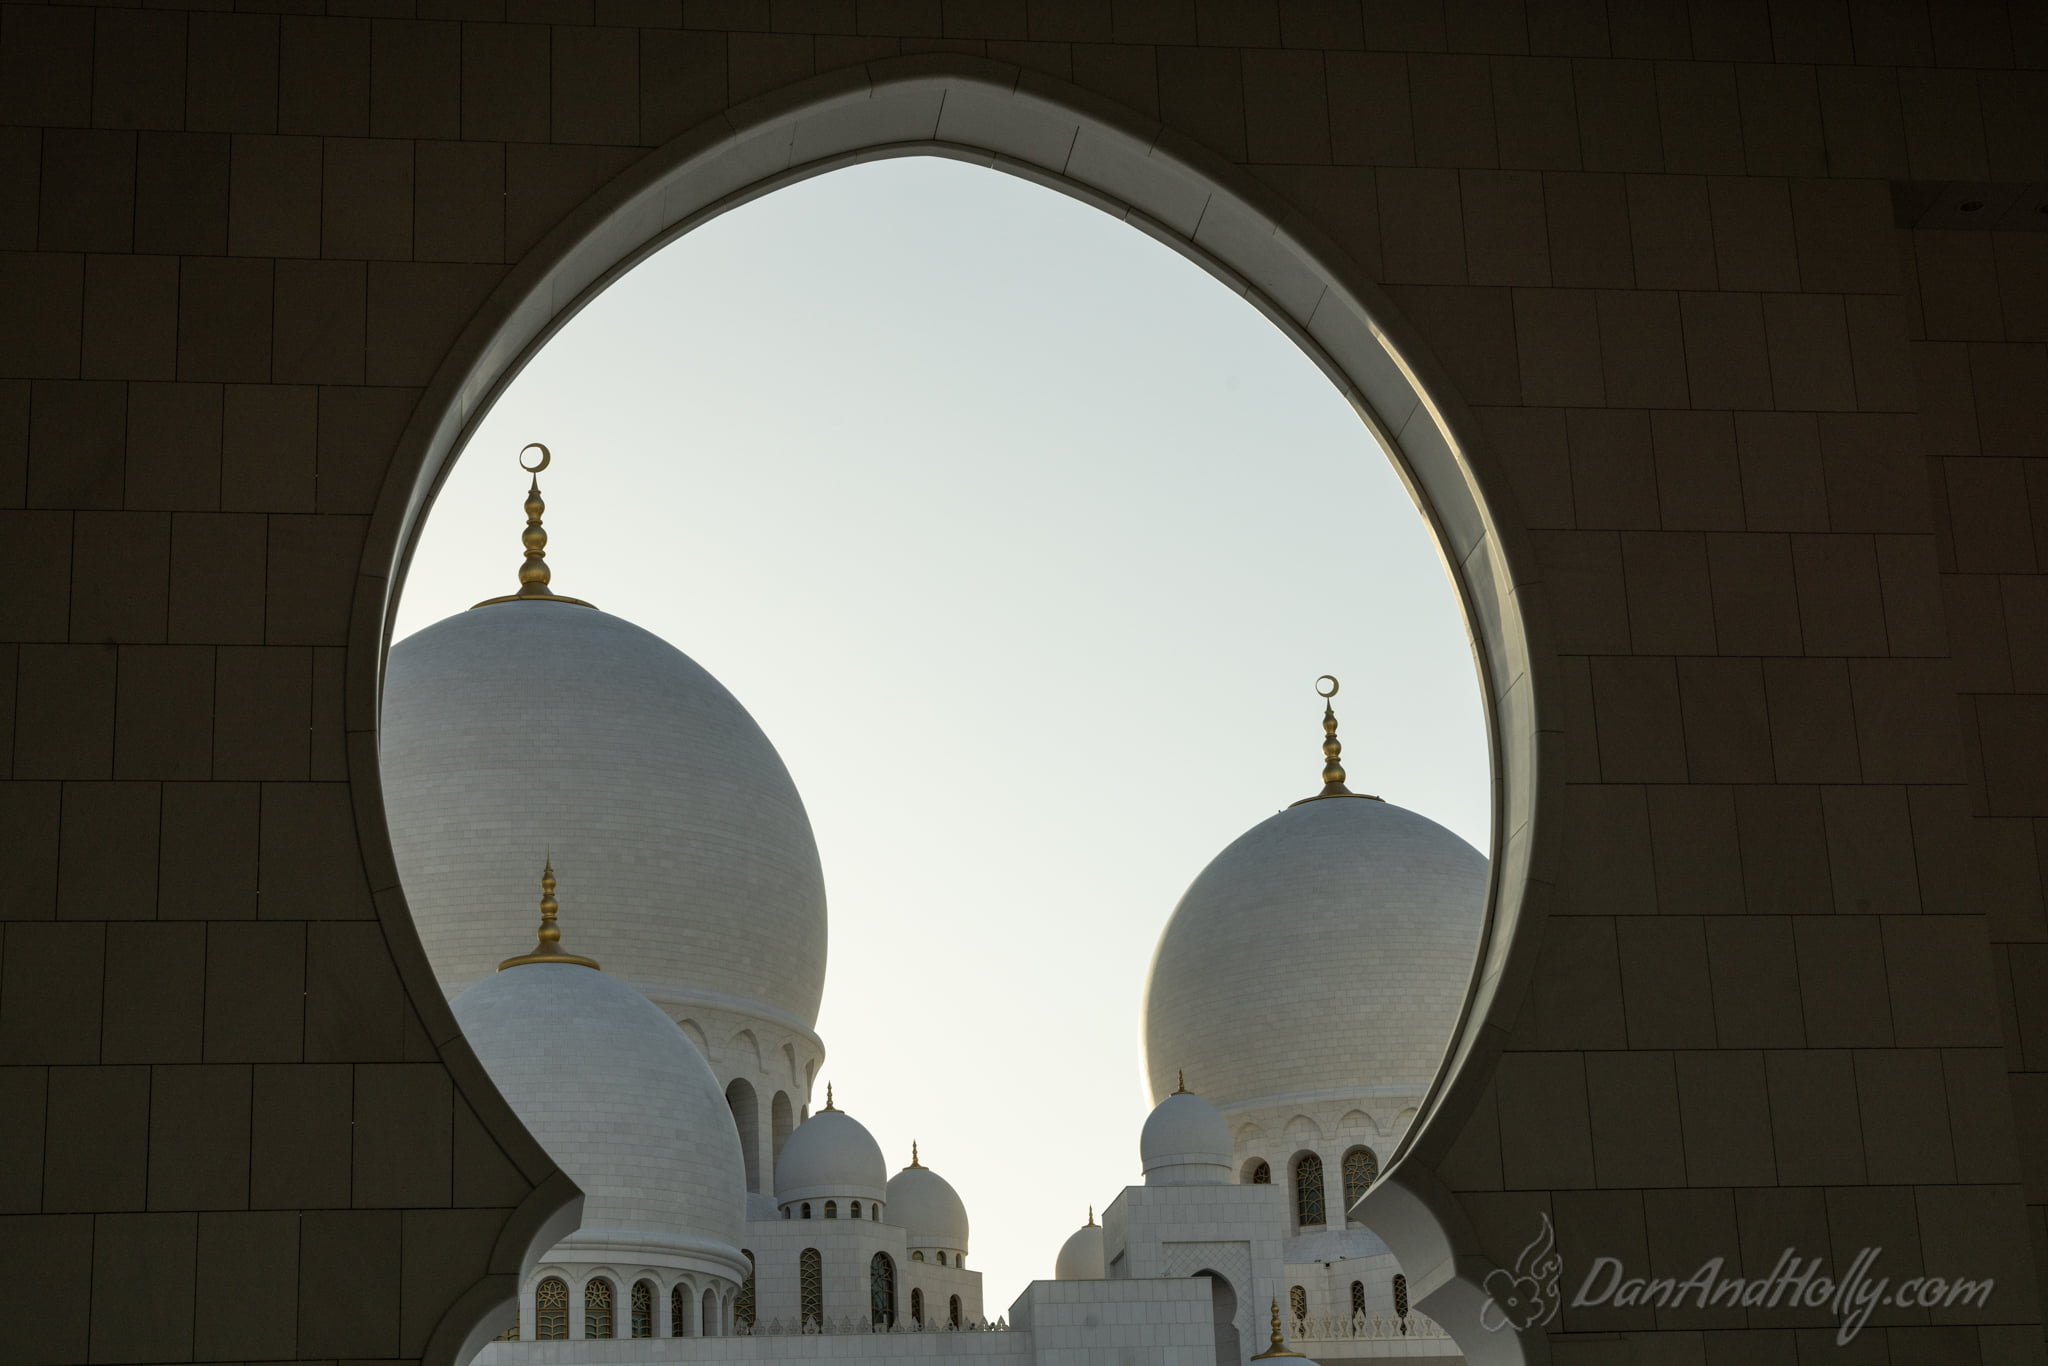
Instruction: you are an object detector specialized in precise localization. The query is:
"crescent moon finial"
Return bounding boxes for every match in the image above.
[1316,674,1339,698]
[469,442,595,610]
[518,442,551,474]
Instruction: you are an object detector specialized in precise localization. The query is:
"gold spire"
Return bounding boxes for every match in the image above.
[472,443,596,610]
[1288,675,1381,807]
[907,1142,924,1169]
[498,860,600,970]
[1086,1206,1096,1227]
[1174,1070,1189,1094]
[822,1083,838,1112]
[1250,1298,1305,1359]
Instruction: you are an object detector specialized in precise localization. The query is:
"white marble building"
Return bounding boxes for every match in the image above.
[380,472,1484,1366]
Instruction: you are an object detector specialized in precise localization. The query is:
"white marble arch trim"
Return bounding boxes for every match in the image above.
[350,52,1563,1366]
[1157,1241,1255,1363]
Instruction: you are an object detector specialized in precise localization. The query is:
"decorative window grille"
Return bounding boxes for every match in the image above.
[535,1277,569,1340]
[1394,1273,1410,1332]
[494,1317,519,1341]
[800,1249,823,1326]
[1350,1280,1366,1318]
[1249,1160,1271,1184]
[1289,1285,1308,1323]
[949,1295,962,1328]
[1342,1147,1378,1214]
[1293,1153,1326,1226]
[869,1252,896,1326]
[670,1284,689,1337]
[584,1278,614,1338]
[911,1287,925,1326]
[736,1251,755,1328]
[851,1200,862,1218]
[630,1281,653,1338]
[825,1200,838,1219]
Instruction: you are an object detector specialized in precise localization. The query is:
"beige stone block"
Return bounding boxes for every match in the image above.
[364,261,506,385]
[1911,339,1980,457]
[1381,283,1521,403]
[452,1091,532,1207]
[1241,49,1329,163]
[1914,230,2004,341]
[1563,782,1657,915]
[71,511,170,645]
[1852,1048,1957,1185]
[3,512,71,643]
[0,256,83,383]
[169,512,266,644]
[1819,411,1931,533]
[159,783,259,922]
[2005,576,2048,693]
[259,782,375,920]
[1476,405,1573,527]
[1793,915,1893,1047]
[1764,659,1858,781]
[203,922,305,1063]
[1572,58,1662,172]
[1934,1052,2022,1184]
[1677,1051,1778,1187]
[1992,235,2048,345]
[266,514,364,647]
[1277,0,1364,49]
[134,131,229,258]
[1647,785,1744,915]
[1150,45,1240,161]
[1622,531,1715,654]
[1814,65,1908,181]
[1850,658,1967,783]
[1732,1188,1836,1332]
[1884,915,2002,1047]
[101,924,204,1064]
[1408,52,1494,167]
[1765,1050,1867,1185]
[80,255,178,383]
[148,1063,253,1210]
[222,384,317,514]
[1619,917,1715,1045]
[1377,167,1464,283]
[1460,169,1548,285]
[461,23,551,141]
[1649,410,1742,530]
[1495,1050,1596,1189]
[281,16,371,137]
[1327,51,1413,165]
[43,1065,148,1211]
[1491,55,1577,170]
[176,257,273,383]
[314,390,408,518]
[1655,61,1744,174]
[1552,1188,1654,1332]
[414,139,504,262]
[1642,1188,1745,1326]
[1763,293,1858,411]
[0,4,92,125]
[1519,913,1628,1048]
[0,380,26,506]
[1731,784,1830,913]
[1585,1050,1684,1187]
[1784,178,1894,296]
[1872,535,1945,657]
[1944,574,2012,693]
[1968,342,2048,463]
[304,922,406,1062]
[1678,658,1774,784]
[228,133,322,258]
[551,26,640,146]
[89,1212,195,1363]
[1597,292,1688,408]
[503,140,640,261]
[1820,783,1917,914]
[14,644,117,779]
[214,646,311,779]
[1533,530,1629,651]
[1706,532,1802,653]
[1789,534,1886,656]
[1542,171,1632,288]
[1708,176,1798,292]
[274,260,369,386]
[1680,291,1773,409]
[315,142,408,268]
[1843,293,1915,413]
[1736,63,1825,178]
[1707,917,1806,1046]
[299,1209,402,1357]
[352,1063,452,1208]
[1560,406,1656,527]
[1516,287,1605,405]
[251,1062,351,1208]
[1730,410,1824,532]
[1899,67,1989,179]
[195,1211,299,1359]
[56,782,159,920]
[1972,694,2048,816]
[1590,655,1688,781]
[0,783,61,921]
[29,380,124,510]
[0,923,104,1063]
[37,130,135,256]
[371,19,462,139]
[1627,173,1715,290]
[1914,1185,2040,1329]
[186,13,281,134]
[0,1067,46,1212]
[124,383,222,513]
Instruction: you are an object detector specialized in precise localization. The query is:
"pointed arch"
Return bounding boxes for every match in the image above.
[1292,1151,1326,1227]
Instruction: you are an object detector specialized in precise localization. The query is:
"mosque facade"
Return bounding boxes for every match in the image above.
[378,461,1487,1366]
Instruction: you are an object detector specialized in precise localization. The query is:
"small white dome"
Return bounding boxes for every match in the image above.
[1054,1220,1105,1280]
[1140,1088,1231,1185]
[452,960,748,1278]
[886,1157,969,1252]
[775,1102,886,1206]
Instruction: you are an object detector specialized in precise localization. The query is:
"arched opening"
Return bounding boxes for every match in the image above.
[1244,1158,1272,1185]
[583,1278,614,1339]
[1341,1145,1380,1220]
[824,1200,837,1219]
[1394,1273,1411,1333]
[670,1283,692,1337]
[771,1090,794,1167]
[799,1249,823,1328]
[736,1251,755,1330]
[630,1280,654,1338]
[1292,1152,1327,1228]
[365,56,1554,1366]
[700,1286,718,1338]
[869,1252,897,1327]
[850,1199,861,1219]
[1193,1269,1239,1366]
[949,1294,962,1329]
[534,1277,569,1340]
[911,1286,925,1327]
[725,1077,760,1193]
[1350,1280,1366,1320]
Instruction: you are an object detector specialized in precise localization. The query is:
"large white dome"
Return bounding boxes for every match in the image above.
[775,1104,887,1207]
[885,1158,969,1252]
[381,598,828,1029]
[452,959,749,1276]
[1054,1220,1105,1280]
[1141,795,1486,1111]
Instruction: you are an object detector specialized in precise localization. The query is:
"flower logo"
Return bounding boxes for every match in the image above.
[1479,1212,1562,1333]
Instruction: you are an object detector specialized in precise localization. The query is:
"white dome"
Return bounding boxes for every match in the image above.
[1054,1221,1105,1280]
[452,960,749,1276]
[1141,795,1486,1111]
[775,1104,887,1206]
[886,1159,969,1251]
[382,599,828,1030]
[1140,1089,1231,1185]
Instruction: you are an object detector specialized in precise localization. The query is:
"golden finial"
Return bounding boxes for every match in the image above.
[822,1083,838,1112]
[1174,1070,1189,1095]
[1288,675,1381,807]
[1086,1206,1096,1227]
[472,443,596,610]
[908,1142,924,1169]
[1250,1298,1305,1359]
[498,859,600,970]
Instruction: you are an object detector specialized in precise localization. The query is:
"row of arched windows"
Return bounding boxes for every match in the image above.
[908,1288,965,1328]
[1246,1146,1380,1228]
[908,1250,957,1265]
[519,1268,745,1340]
[789,1199,883,1220]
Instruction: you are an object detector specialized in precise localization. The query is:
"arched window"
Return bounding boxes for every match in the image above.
[1350,1280,1366,1319]
[630,1281,653,1337]
[584,1278,615,1338]
[772,1090,794,1166]
[782,1207,791,1219]
[911,1287,925,1326]
[736,1250,755,1328]
[869,1252,896,1327]
[536,1277,569,1340]
[1341,1146,1378,1215]
[670,1283,691,1337]
[871,1204,880,1220]
[1394,1273,1410,1329]
[911,1250,925,1262]
[801,1202,811,1219]
[1293,1153,1326,1226]
[701,1286,718,1337]
[936,1251,947,1266]
[949,1294,962,1328]
[1289,1285,1307,1324]
[725,1078,760,1193]
[824,1200,838,1219]
[799,1249,823,1327]
[1248,1159,1271,1184]
[850,1199,861,1218]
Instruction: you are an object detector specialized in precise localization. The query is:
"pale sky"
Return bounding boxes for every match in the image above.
[392,156,1490,1313]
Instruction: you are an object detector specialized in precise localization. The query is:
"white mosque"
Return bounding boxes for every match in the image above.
[379,454,1488,1366]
